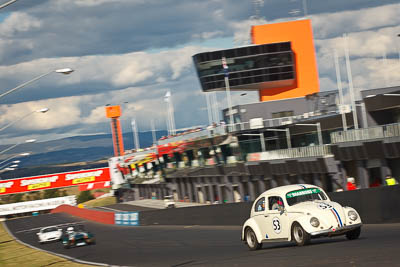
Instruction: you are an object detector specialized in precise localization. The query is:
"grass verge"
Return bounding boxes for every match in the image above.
[0,222,90,267]
[81,196,116,208]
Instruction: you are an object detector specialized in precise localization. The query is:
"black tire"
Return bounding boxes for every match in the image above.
[245,228,262,251]
[292,223,311,246]
[346,227,361,240]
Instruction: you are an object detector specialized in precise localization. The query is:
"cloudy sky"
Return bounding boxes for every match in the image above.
[0,0,399,145]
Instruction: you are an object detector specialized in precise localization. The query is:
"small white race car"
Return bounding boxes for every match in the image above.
[242,184,362,250]
[37,226,63,244]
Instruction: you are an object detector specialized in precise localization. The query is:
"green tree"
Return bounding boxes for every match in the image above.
[43,189,61,199]
[77,190,94,204]
[10,193,23,203]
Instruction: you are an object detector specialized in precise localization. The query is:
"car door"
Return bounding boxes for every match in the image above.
[251,197,271,241]
[263,195,289,240]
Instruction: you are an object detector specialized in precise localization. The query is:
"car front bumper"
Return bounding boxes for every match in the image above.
[310,223,362,237]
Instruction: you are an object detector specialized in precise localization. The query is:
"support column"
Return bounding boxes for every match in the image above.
[187,182,194,202]
[381,159,391,180]
[208,185,215,203]
[357,160,369,189]
[258,178,266,193]
[312,173,323,188]
[248,180,257,201]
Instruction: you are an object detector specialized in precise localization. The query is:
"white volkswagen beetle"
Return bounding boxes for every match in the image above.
[242,184,362,250]
[37,226,63,244]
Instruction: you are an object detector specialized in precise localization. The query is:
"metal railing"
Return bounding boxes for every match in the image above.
[247,145,331,161]
[331,122,400,143]
[228,109,340,132]
[157,125,227,145]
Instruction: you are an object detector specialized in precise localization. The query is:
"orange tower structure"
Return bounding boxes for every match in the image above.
[251,19,320,102]
[105,105,125,157]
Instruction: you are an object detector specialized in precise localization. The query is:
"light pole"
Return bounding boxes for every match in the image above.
[0,0,19,9]
[296,123,323,145]
[0,152,30,167]
[0,108,49,132]
[343,34,359,130]
[0,139,36,155]
[0,68,73,100]
[243,133,266,152]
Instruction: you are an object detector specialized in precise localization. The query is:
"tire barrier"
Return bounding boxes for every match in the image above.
[115,212,140,226]
[51,204,115,225]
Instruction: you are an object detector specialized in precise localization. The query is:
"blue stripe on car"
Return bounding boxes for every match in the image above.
[332,208,343,227]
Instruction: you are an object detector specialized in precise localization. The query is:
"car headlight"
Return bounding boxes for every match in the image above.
[348,210,358,221]
[310,217,320,227]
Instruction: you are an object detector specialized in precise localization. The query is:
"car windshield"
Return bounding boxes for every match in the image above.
[286,188,327,206]
[42,227,57,233]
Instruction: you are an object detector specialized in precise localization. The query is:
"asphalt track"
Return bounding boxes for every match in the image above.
[5,213,400,267]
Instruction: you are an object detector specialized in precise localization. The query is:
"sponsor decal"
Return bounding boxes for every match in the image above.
[286,188,320,198]
[0,168,110,196]
[20,176,58,187]
[72,176,96,184]
[318,203,333,210]
[65,170,103,181]
[272,217,281,234]
[0,182,13,193]
[28,182,51,190]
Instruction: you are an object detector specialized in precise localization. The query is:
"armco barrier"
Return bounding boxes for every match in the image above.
[51,204,115,224]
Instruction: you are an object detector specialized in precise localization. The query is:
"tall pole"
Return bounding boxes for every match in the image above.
[151,119,156,145]
[382,50,389,87]
[0,68,73,100]
[302,0,308,17]
[316,122,323,145]
[334,49,347,131]
[205,93,212,125]
[260,132,266,152]
[211,92,219,123]
[286,128,292,149]
[164,91,172,135]
[169,94,176,135]
[222,57,234,130]
[0,0,19,10]
[343,34,359,130]
[131,119,140,150]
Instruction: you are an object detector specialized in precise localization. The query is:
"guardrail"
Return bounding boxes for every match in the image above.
[157,125,227,145]
[331,122,400,143]
[247,145,331,161]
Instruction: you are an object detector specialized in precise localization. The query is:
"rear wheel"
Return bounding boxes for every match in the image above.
[292,223,310,246]
[245,228,262,251]
[345,227,361,240]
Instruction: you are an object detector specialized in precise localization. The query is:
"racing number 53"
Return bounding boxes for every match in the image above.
[272,217,281,234]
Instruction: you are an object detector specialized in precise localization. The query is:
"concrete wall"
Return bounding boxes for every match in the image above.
[139,185,400,225]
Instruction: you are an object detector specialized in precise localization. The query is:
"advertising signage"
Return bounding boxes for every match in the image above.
[0,167,110,196]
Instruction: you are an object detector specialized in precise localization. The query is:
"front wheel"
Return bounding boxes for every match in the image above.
[245,228,262,251]
[345,227,361,240]
[292,223,310,246]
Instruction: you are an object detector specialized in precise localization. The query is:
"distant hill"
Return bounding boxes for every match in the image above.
[0,130,167,179]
